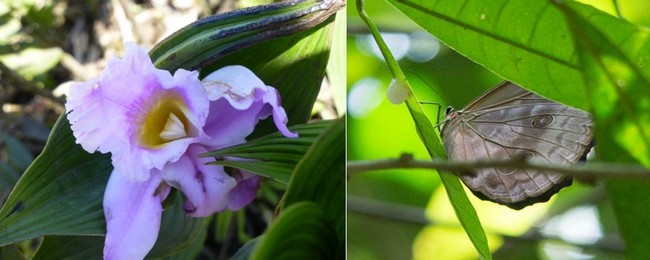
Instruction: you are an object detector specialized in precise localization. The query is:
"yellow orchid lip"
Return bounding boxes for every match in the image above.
[139,92,192,148]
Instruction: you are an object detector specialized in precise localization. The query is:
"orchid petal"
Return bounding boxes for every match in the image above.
[162,144,236,217]
[66,42,209,181]
[103,170,170,260]
[227,170,260,210]
[201,66,297,149]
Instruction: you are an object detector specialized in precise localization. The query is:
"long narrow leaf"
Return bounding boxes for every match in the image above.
[0,115,110,246]
[356,0,491,257]
[250,202,338,260]
[203,120,333,183]
[150,0,344,72]
[281,117,345,243]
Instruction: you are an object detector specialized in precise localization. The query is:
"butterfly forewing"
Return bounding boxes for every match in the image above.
[441,82,593,209]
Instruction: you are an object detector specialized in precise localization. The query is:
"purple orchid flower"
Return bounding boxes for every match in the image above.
[65,42,297,259]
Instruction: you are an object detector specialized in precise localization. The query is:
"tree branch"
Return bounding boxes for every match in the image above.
[348,154,650,180]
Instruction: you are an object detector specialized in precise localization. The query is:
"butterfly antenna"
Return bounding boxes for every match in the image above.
[407,69,447,131]
[408,69,446,99]
[612,0,625,19]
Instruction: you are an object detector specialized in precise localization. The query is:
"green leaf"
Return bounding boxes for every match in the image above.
[149,0,344,73]
[555,1,650,259]
[32,236,103,260]
[356,1,491,258]
[0,115,111,246]
[386,0,586,110]
[1,134,35,172]
[326,11,347,116]
[232,235,264,260]
[157,228,207,260]
[0,47,62,78]
[201,17,336,134]
[203,120,334,183]
[148,195,210,258]
[250,202,338,260]
[0,163,19,189]
[405,95,491,260]
[0,17,20,41]
[0,243,26,260]
[29,194,209,259]
[0,1,340,256]
[281,117,344,243]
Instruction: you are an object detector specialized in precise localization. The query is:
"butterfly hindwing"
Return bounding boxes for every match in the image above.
[441,82,593,209]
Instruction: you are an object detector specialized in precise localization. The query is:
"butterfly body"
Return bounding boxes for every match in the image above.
[441,82,593,210]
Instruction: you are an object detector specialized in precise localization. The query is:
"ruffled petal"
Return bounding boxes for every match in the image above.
[66,42,209,181]
[162,144,236,217]
[200,65,297,148]
[227,170,260,210]
[202,65,263,110]
[103,170,169,260]
[200,98,265,148]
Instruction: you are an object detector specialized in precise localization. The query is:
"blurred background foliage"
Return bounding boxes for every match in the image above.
[0,0,342,258]
[347,0,647,259]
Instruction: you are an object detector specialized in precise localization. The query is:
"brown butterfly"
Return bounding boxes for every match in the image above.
[441,81,593,210]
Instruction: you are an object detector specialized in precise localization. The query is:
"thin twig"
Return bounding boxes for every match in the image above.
[348,195,428,224]
[348,154,650,180]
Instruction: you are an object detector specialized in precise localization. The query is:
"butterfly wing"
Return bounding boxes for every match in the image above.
[442,82,593,209]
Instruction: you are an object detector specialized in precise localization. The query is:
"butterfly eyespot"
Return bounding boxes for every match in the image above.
[532,115,553,128]
[498,167,516,175]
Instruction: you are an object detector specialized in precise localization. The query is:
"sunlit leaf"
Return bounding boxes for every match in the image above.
[0,47,62,78]
[327,11,347,116]
[386,0,586,110]
[556,1,650,258]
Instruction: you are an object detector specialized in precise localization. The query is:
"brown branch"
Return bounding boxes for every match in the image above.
[348,154,650,180]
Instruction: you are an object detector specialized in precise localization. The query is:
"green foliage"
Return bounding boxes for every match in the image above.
[236,118,345,259]
[280,117,345,241]
[0,0,64,84]
[251,202,339,260]
[0,135,30,190]
[555,1,650,258]
[0,115,111,246]
[386,0,587,109]
[203,120,334,183]
[0,1,342,259]
[357,0,491,258]
[351,0,649,258]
